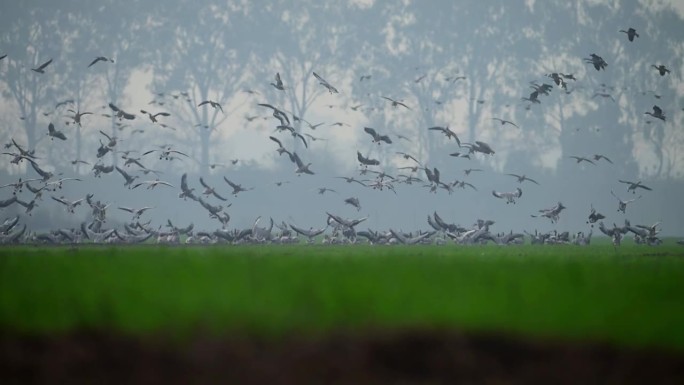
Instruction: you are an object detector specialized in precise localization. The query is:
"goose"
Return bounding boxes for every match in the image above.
[531,202,566,224]
[292,152,314,175]
[96,140,112,158]
[140,109,171,123]
[492,118,519,128]
[598,221,628,246]
[505,173,539,185]
[118,206,154,221]
[312,72,339,94]
[87,56,114,67]
[252,216,274,242]
[521,90,541,104]
[427,125,460,145]
[619,27,639,42]
[47,123,67,141]
[492,188,522,204]
[568,155,596,165]
[450,180,477,191]
[270,72,285,90]
[223,177,253,196]
[132,179,174,190]
[179,174,196,201]
[92,163,114,178]
[586,204,605,226]
[381,96,411,110]
[199,177,228,201]
[610,190,640,213]
[9,139,37,160]
[357,151,380,166]
[316,187,337,195]
[651,64,670,76]
[618,179,652,193]
[0,215,20,234]
[336,176,367,186]
[269,136,293,158]
[108,103,136,120]
[546,73,567,89]
[462,141,495,155]
[389,229,434,245]
[28,160,54,181]
[464,168,482,176]
[289,223,327,243]
[363,127,392,144]
[65,110,92,127]
[584,54,608,71]
[258,103,290,125]
[644,105,665,121]
[15,198,38,215]
[395,152,420,164]
[115,166,138,189]
[49,196,83,214]
[197,100,224,112]
[197,197,224,218]
[449,151,471,159]
[530,82,553,95]
[31,58,53,73]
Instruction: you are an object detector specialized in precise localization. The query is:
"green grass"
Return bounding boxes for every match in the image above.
[1,243,684,350]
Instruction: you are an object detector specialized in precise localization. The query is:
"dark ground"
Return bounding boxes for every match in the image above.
[2,329,683,385]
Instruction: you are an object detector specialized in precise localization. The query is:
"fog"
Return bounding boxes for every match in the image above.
[1,0,683,236]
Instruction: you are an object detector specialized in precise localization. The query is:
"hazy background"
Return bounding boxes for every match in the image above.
[0,0,682,235]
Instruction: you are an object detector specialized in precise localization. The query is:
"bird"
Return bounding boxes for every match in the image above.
[270,72,285,90]
[531,202,566,224]
[611,190,641,213]
[363,127,392,144]
[312,72,339,94]
[618,180,652,193]
[568,156,596,165]
[464,168,482,176]
[381,96,410,110]
[31,58,53,73]
[0,54,6,61]
[522,90,541,104]
[395,152,420,164]
[492,188,523,204]
[132,180,174,190]
[587,204,605,226]
[619,27,639,42]
[88,56,114,67]
[462,141,495,155]
[51,196,84,214]
[645,105,666,121]
[224,177,253,196]
[584,54,608,71]
[336,176,367,186]
[492,118,519,128]
[316,187,337,195]
[357,152,380,166]
[428,126,460,145]
[47,123,67,141]
[115,166,138,189]
[593,154,613,164]
[199,177,228,201]
[344,197,362,211]
[291,152,314,175]
[119,206,154,221]
[108,103,136,120]
[66,110,93,126]
[592,92,615,102]
[179,173,197,201]
[505,174,539,185]
[651,64,670,76]
[140,109,171,123]
[198,100,223,112]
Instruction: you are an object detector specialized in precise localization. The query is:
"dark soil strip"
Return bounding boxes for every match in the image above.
[2,329,683,385]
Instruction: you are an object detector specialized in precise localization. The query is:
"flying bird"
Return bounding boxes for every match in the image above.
[31,58,53,73]
[224,177,253,196]
[47,123,67,141]
[199,177,228,201]
[618,180,652,194]
[505,174,539,185]
[584,54,608,71]
[645,105,666,121]
[492,188,523,204]
[108,103,136,120]
[651,64,670,76]
[271,72,285,90]
[88,56,114,67]
[611,190,641,213]
[198,100,223,113]
[568,156,596,165]
[593,154,613,164]
[312,72,339,94]
[363,127,392,144]
[619,27,639,42]
[140,110,171,123]
[381,96,410,110]
[492,118,519,128]
[428,126,460,146]
[357,152,380,166]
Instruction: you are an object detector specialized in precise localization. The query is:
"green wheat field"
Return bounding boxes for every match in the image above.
[1,242,684,350]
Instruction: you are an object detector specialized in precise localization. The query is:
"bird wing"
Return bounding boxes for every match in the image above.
[198,101,210,107]
[37,58,53,70]
[223,177,238,189]
[364,126,377,138]
[269,136,283,148]
[118,207,134,213]
[212,190,228,201]
[87,57,102,67]
[199,177,211,189]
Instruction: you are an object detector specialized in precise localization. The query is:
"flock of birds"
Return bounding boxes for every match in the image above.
[0,27,682,247]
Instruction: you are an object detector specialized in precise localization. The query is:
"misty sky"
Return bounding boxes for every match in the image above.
[0,0,683,236]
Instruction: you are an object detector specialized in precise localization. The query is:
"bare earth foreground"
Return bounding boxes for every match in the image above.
[2,329,684,384]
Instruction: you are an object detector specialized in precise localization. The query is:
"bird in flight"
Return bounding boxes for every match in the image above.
[618,180,652,194]
[651,64,670,76]
[492,118,519,128]
[271,72,285,90]
[619,27,639,42]
[32,58,53,73]
[47,123,67,141]
[505,174,539,185]
[593,154,613,164]
[312,72,338,94]
[88,56,114,68]
[363,127,392,144]
[645,105,666,121]
[568,156,595,165]
[198,100,223,113]
[381,96,410,110]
